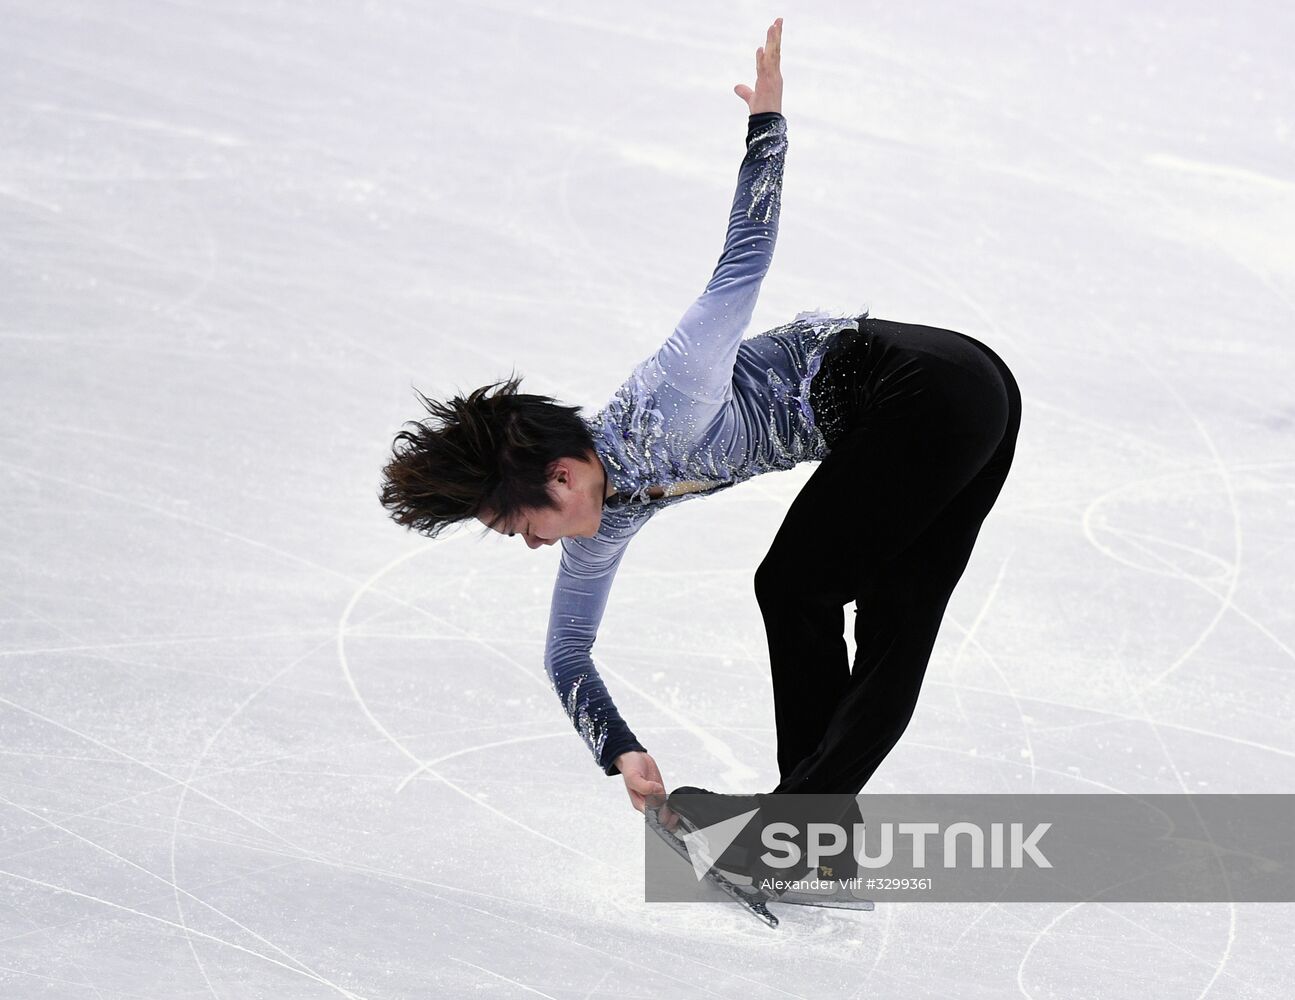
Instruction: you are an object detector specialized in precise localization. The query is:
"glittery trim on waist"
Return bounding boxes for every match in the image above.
[808,325,872,450]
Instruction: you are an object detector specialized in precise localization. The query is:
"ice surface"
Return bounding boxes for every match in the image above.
[1,1,1292,997]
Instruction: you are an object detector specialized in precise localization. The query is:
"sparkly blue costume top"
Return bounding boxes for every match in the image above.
[546,112,867,774]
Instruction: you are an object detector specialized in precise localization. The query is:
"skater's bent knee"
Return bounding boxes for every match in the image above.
[755,554,843,609]
[753,555,796,606]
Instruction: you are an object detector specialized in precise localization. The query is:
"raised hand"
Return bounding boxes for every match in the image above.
[734,17,783,115]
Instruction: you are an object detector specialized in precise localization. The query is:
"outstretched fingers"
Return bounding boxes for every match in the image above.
[766,17,781,70]
[736,22,783,129]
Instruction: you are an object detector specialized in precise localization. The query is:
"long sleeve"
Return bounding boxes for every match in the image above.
[544,531,647,775]
[644,112,788,407]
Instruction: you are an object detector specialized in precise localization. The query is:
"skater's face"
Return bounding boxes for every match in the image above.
[477,450,616,547]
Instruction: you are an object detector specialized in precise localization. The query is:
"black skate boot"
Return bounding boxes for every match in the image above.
[746,792,867,901]
[808,795,866,884]
[664,787,813,898]
[664,786,767,882]
[664,788,866,902]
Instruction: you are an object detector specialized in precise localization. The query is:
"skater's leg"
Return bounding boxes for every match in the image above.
[755,576,849,783]
[773,338,1022,796]
[756,321,1013,786]
[773,454,1014,795]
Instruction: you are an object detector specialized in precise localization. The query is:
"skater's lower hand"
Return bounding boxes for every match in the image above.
[734,17,783,115]
[614,750,676,826]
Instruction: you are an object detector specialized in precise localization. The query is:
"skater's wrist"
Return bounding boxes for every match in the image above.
[610,747,648,774]
[604,742,648,776]
[746,111,784,146]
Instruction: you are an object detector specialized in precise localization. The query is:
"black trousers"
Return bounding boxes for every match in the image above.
[755,315,1022,798]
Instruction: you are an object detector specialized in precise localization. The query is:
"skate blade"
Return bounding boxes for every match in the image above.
[646,806,778,928]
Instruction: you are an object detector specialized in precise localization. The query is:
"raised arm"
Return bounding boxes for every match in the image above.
[643,19,786,409]
[544,533,646,776]
[645,112,787,407]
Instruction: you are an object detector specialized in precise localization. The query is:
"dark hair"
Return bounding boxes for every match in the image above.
[378,370,597,540]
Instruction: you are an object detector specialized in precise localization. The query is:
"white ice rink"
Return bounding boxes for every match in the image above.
[2,1,1292,996]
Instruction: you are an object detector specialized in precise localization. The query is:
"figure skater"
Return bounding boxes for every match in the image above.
[377,18,1021,874]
